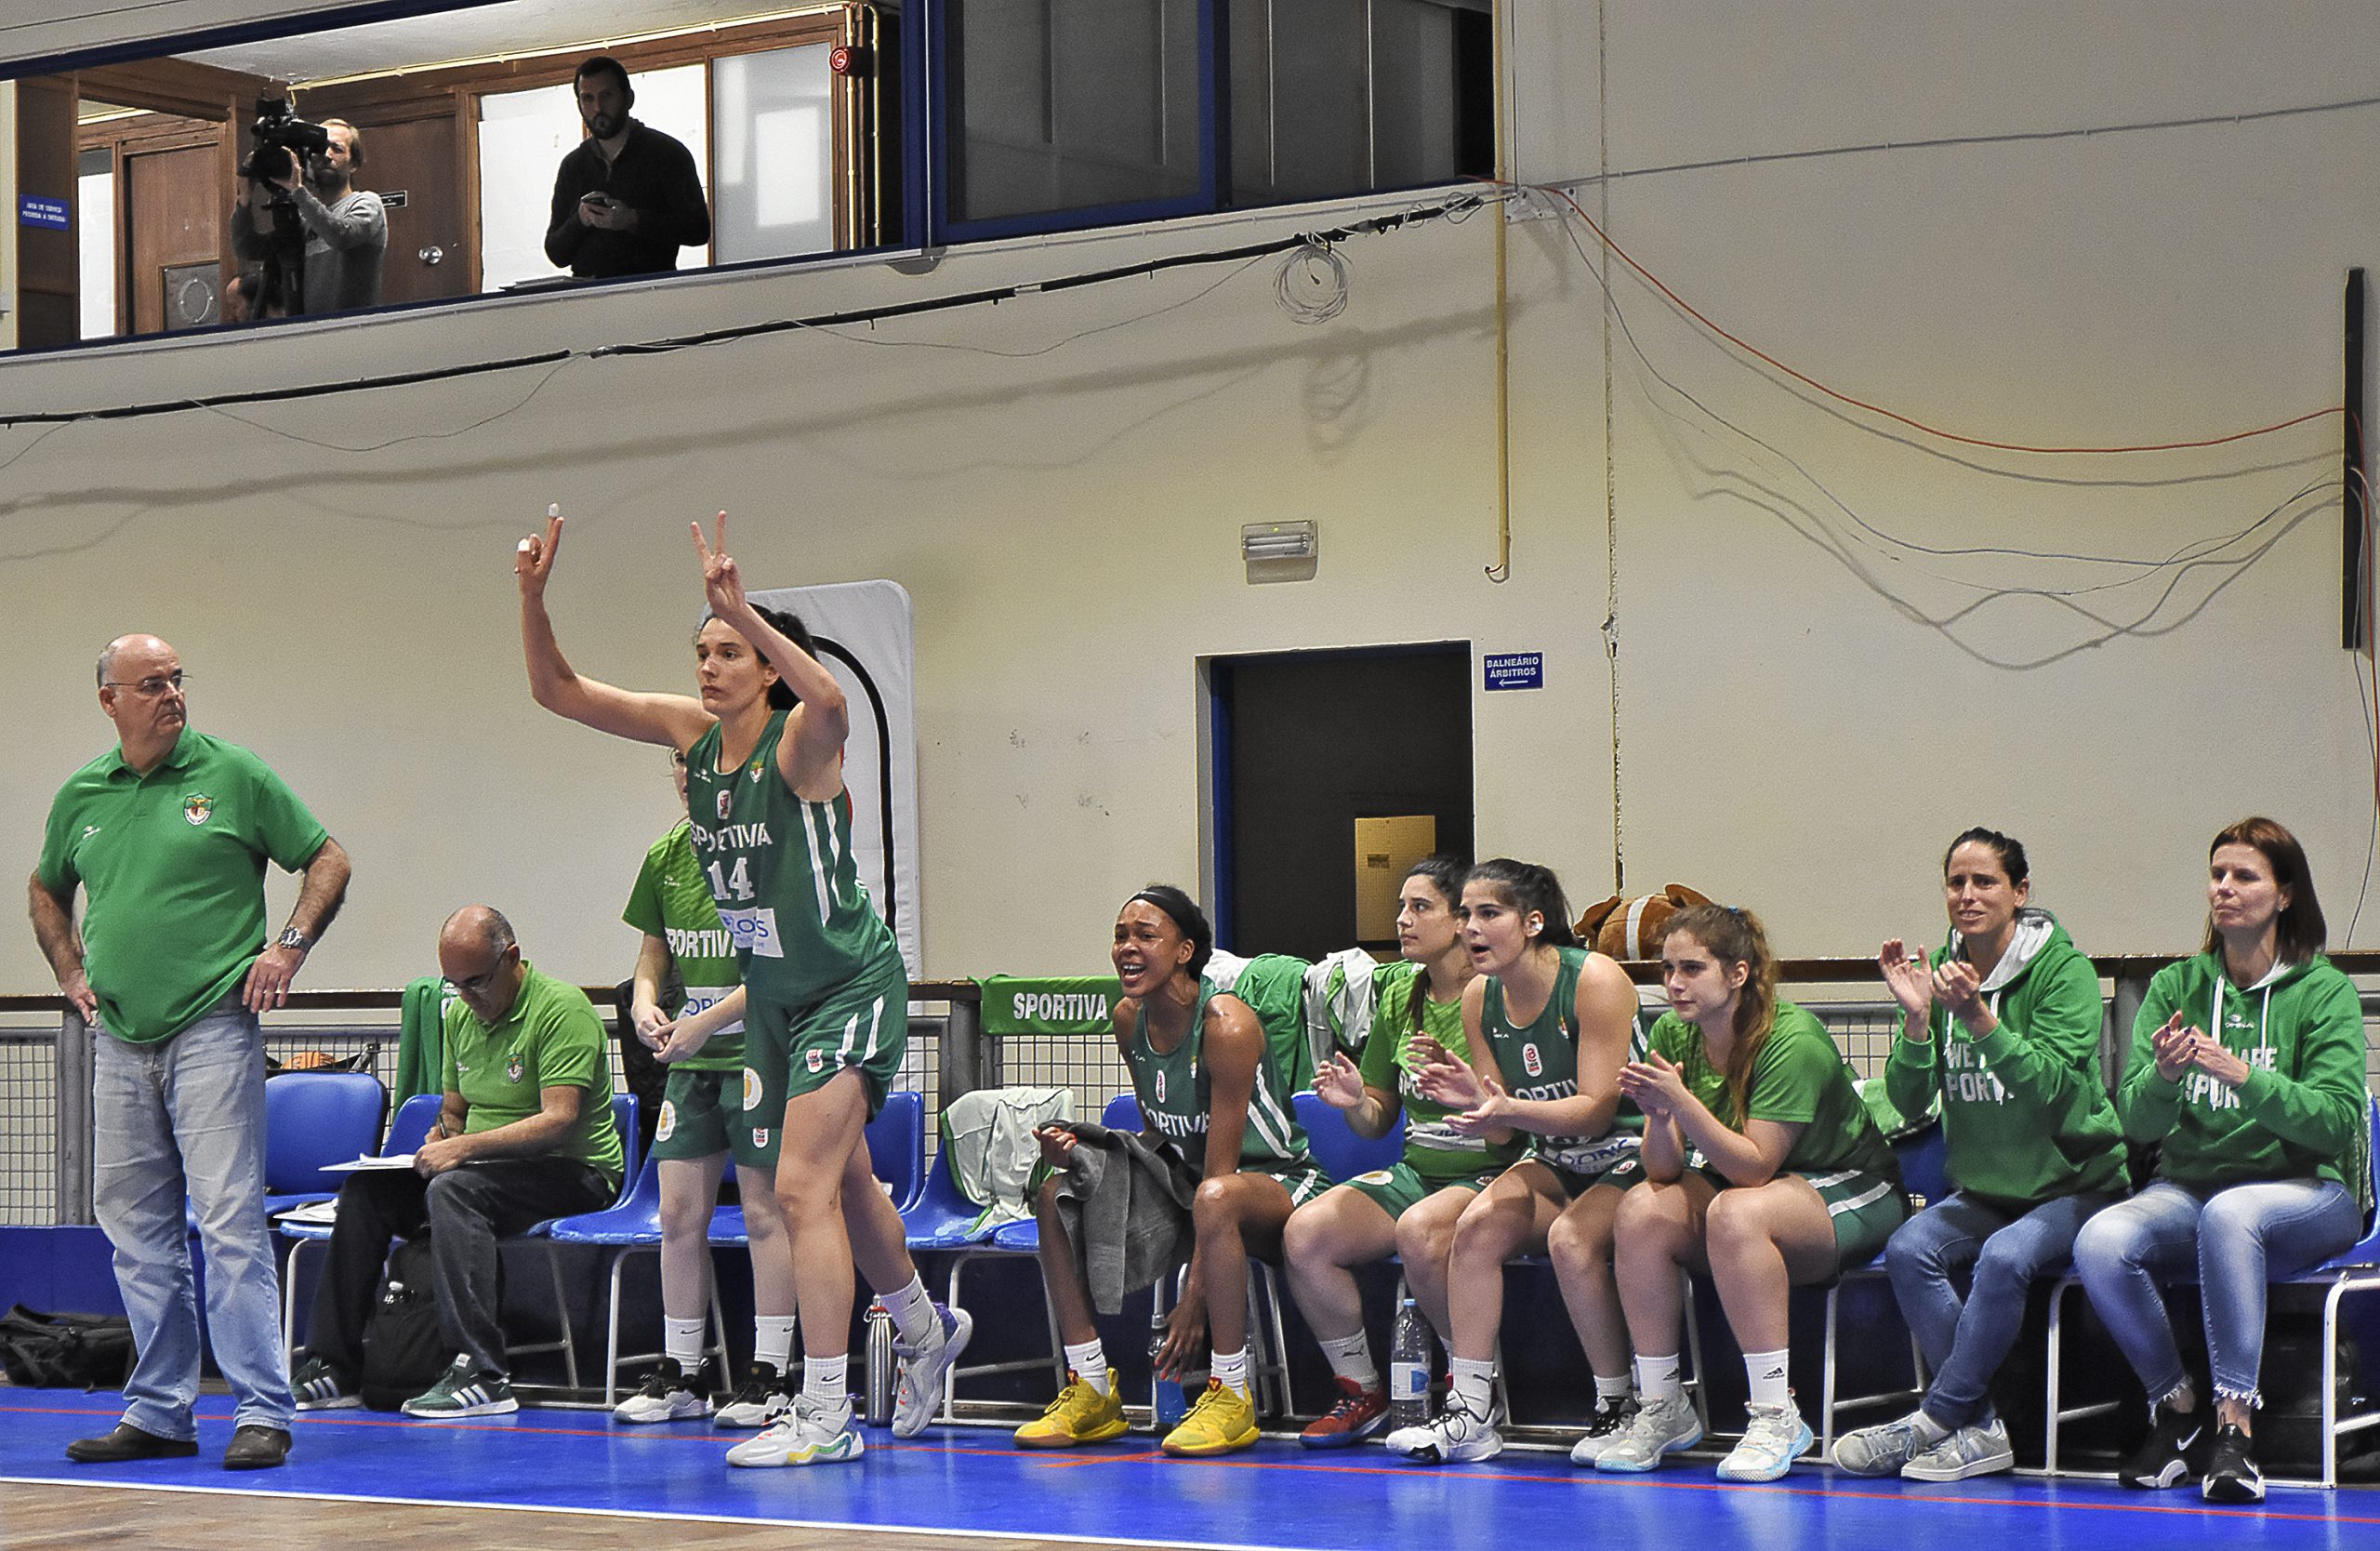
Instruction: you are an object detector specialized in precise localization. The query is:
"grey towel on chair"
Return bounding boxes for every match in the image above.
[1049,1120,1201,1315]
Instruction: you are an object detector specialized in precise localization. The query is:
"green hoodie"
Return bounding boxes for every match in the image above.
[1884,909,2125,1207]
[2120,950,2369,1204]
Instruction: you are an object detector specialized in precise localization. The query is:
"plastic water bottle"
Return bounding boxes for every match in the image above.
[1150,1334,1191,1426]
[863,1301,895,1427]
[1388,1297,1432,1433]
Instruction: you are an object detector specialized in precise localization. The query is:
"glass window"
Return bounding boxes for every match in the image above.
[477,63,712,290]
[945,0,1206,228]
[712,44,837,264]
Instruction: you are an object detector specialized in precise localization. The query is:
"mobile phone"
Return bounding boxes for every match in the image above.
[581,192,615,209]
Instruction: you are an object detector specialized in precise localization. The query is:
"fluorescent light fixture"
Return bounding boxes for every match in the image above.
[1241,521,1316,562]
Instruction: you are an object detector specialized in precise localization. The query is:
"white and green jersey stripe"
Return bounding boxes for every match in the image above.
[685,710,901,1007]
[1127,978,1311,1173]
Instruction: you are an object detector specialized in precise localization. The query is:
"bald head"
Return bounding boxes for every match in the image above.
[440,906,523,1021]
[98,634,173,687]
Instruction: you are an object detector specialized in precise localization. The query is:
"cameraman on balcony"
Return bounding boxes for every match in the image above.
[545,56,711,280]
[231,118,387,318]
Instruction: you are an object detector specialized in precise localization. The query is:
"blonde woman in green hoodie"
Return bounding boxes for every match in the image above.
[2074,816,2369,1505]
[1833,829,2126,1483]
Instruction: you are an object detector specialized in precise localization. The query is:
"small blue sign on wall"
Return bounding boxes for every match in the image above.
[19,196,69,231]
[1483,652,1543,691]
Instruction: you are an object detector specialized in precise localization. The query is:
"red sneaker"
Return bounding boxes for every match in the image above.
[1300,1375,1390,1448]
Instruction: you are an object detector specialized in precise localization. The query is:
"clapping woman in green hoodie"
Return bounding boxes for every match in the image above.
[1833,829,2126,1483]
[2073,817,2369,1505]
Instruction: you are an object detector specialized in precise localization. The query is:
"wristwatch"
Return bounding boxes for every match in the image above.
[277,927,313,953]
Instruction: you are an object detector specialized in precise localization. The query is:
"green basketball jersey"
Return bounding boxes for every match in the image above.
[1363,960,1527,1180]
[1476,946,1646,1175]
[1127,978,1310,1173]
[684,711,902,1007]
[621,820,744,1070]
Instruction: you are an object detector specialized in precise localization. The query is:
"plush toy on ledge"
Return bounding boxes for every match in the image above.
[1573,883,1713,961]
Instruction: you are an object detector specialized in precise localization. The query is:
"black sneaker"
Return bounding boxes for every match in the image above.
[2201,1423,2265,1504]
[715,1359,794,1429]
[1568,1395,1641,1465]
[2117,1399,2206,1490]
[612,1357,712,1423]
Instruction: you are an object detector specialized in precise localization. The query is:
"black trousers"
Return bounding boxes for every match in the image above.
[307,1158,610,1380]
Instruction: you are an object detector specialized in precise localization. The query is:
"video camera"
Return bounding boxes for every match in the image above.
[238,97,333,187]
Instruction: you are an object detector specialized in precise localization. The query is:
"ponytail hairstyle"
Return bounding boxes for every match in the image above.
[695,604,818,710]
[1463,858,1580,948]
[1942,826,2030,887]
[1401,854,1472,1033]
[1660,902,1778,1130]
[1124,884,1213,980]
[2202,816,2326,962]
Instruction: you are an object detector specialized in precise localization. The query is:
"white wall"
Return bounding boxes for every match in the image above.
[3,2,2376,998]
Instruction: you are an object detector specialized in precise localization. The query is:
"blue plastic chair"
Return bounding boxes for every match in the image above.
[278,1092,441,1353]
[2046,1095,2380,1484]
[866,1091,928,1213]
[1817,1121,1949,1453]
[198,1070,389,1238]
[1292,1089,1402,1184]
[508,1092,641,1394]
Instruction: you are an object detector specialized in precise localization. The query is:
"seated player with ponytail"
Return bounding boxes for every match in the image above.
[1384,858,1644,1465]
[1598,903,1903,1482]
[1279,856,1519,1447]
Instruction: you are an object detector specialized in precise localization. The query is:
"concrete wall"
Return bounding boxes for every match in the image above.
[3,2,2375,997]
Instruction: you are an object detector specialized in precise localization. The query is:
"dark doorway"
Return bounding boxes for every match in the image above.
[1210,643,1472,960]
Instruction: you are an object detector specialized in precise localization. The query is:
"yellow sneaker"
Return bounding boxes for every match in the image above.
[1160,1378,1259,1457]
[1013,1371,1128,1449]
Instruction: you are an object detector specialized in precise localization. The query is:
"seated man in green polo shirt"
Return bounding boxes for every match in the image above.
[290,905,624,1416]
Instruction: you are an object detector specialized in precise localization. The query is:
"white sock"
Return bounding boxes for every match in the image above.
[1211,1346,1250,1399]
[1064,1339,1110,1396]
[754,1316,796,1372]
[664,1317,706,1371]
[1634,1353,1684,1405]
[1318,1329,1380,1391]
[1594,1372,1633,1405]
[1910,1409,1952,1446]
[1449,1355,1496,1415]
[878,1273,939,1346]
[804,1353,849,1409]
[1743,1347,1792,1411]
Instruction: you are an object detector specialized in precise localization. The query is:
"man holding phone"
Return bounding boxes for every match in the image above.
[543,55,712,280]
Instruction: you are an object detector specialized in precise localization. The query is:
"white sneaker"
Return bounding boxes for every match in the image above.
[1594,1391,1702,1472]
[714,1360,793,1429]
[1389,1394,1502,1465]
[891,1305,973,1438]
[1568,1395,1640,1465]
[724,1395,865,1467]
[1831,1409,1935,1476]
[1717,1401,1811,1482]
[1902,1417,2014,1482]
[613,1359,713,1424]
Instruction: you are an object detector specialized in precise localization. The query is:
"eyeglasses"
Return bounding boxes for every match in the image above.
[450,961,509,998]
[103,670,189,698]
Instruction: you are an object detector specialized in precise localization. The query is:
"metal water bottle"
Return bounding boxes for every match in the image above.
[1388,1296,1432,1433]
[863,1300,895,1427]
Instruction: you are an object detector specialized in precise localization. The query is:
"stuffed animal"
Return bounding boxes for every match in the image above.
[1574,883,1713,961]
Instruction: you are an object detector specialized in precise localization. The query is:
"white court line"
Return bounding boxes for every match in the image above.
[0,1477,1304,1551]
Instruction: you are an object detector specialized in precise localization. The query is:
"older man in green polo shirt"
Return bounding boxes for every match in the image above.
[30,633,351,1471]
[289,906,623,1418]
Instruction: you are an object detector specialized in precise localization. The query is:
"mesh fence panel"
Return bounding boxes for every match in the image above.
[0,1034,59,1226]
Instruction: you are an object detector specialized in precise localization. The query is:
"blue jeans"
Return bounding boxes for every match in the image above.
[2071,1177,2360,1406]
[92,1001,292,1438]
[1886,1189,2115,1429]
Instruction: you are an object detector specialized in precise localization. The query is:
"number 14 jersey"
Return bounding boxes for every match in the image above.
[685,709,901,1007]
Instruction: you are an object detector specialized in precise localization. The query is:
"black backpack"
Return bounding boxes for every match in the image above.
[0,1305,135,1389]
[357,1239,451,1410]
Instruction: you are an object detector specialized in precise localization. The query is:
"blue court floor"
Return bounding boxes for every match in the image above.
[4,1393,2375,1551]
